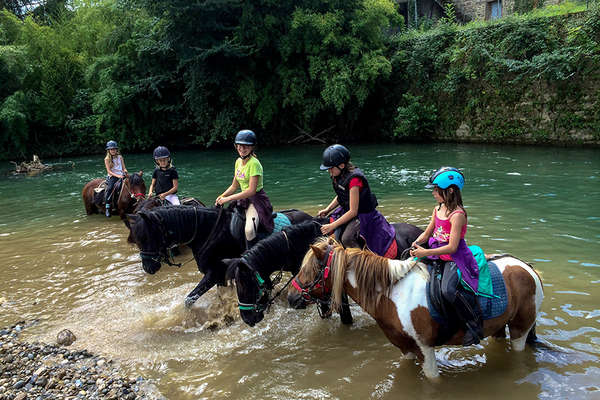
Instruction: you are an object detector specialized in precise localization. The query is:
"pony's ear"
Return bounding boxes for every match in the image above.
[310,245,325,260]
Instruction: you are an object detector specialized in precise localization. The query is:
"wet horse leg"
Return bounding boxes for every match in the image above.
[339,292,353,325]
[184,272,218,308]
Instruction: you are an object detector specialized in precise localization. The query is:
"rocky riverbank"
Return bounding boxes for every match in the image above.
[0,322,163,400]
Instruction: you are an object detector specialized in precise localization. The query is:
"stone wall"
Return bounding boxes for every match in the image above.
[451,0,563,21]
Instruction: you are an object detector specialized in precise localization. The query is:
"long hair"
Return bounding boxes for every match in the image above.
[104,149,122,170]
[436,185,466,217]
[337,161,355,182]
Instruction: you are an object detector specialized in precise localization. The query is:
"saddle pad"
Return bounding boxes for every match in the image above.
[273,212,292,233]
[427,261,508,324]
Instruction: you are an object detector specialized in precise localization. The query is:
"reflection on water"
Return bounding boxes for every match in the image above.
[0,143,599,399]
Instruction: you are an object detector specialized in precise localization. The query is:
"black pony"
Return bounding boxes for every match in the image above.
[223,220,424,327]
[223,220,346,326]
[124,196,205,243]
[128,205,313,307]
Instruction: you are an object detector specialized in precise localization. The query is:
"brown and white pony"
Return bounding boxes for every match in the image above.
[82,171,146,220]
[288,238,544,379]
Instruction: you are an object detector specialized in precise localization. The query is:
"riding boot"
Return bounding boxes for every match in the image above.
[453,290,484,346]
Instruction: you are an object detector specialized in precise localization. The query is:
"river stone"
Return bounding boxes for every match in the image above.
[56,329,76,346]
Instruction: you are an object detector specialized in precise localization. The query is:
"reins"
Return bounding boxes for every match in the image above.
[194,206,225,261]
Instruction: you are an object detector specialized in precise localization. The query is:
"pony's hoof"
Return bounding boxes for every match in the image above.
[184,296,198,309]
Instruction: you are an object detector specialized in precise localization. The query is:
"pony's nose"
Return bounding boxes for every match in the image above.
[287,292,307,309]
[142,260,161,274]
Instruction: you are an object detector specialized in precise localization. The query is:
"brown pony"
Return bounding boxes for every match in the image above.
[82,171,146,219]
[288,238,544,379]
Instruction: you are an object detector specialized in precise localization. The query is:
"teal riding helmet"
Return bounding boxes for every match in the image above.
[427,167,465,190]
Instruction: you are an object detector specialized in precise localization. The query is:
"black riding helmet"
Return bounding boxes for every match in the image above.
[153,146,170,160]
[320,144,350,170]
[235,130,257,146]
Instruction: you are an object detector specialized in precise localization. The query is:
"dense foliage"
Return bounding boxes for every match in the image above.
[386,2,600,143]
[0,0,599,160]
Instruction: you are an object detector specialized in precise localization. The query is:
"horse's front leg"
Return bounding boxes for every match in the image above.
[420,345,440,379]
[339,292,353,325]
[184,272,217,308]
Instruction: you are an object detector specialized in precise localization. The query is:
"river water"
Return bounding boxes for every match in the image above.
[0,143,599,399]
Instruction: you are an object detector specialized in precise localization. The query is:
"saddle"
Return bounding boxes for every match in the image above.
[92,180,122,208]
[426,259,508,345]
[229,205,291,245]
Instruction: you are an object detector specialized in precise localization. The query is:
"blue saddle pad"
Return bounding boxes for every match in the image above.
[273,212,292,233]
[427,261,508,324]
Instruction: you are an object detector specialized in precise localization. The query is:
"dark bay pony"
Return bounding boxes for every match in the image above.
[128,206,313,307]
[82,172,146,219]
[288,238,544,379]
[223,221,424,327]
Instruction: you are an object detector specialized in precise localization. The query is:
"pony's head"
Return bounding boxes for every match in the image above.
[287,237,341,310]
[124,197,163,243]
[224,258,271,327]
[128,210,165,274]
[129,171,146,199]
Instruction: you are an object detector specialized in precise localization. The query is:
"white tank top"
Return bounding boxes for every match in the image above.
[110,156,123,176]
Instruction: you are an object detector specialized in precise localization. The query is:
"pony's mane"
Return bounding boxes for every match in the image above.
[132,206,217,246]
[305,237,423,315]
[242,221,322,273]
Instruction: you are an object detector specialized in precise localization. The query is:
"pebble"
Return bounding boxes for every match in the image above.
[0,322,163,399]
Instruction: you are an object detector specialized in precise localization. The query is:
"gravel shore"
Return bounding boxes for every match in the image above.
[0,322,164,400]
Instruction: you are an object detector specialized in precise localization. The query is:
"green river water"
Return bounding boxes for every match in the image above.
[0,143,599,399]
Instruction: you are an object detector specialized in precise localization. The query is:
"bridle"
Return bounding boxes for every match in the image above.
[291,245,334,308]
[236,231,295,314]
[236,259,273,313]
[139,206,199,268]
[122,175,146,203]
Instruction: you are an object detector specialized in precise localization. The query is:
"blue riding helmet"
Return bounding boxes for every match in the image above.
[427,167,465,190]
[320,144,350,170]
[235,130,257,146]
[105,140,118,150]
[153,146,170,160]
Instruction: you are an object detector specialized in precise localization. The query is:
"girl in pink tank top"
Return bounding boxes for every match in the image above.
[410,166,483,346]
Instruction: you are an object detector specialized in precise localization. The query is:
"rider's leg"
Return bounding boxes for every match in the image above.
[441,262,483,346]
[104,176,118,216]
[340,218,361,249]
[245,203,259,249]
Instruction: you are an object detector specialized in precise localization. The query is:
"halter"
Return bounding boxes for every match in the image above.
[237,230,295,314]
[237,260,272,313]
[291,245,333,307]
[139,207,199,268]
[122,175,146,203]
